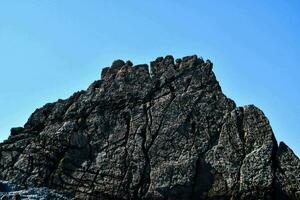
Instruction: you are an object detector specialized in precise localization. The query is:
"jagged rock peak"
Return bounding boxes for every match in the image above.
[100,55,208,81]
[0,55,299,200]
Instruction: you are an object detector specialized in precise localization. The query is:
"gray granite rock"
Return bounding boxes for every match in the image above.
[275,142,300,200]
[0,55,299,200]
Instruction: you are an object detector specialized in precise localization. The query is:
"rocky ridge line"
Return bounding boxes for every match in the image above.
[0,55,299,200]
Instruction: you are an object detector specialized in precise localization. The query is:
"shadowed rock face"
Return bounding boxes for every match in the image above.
[0,55,299,200]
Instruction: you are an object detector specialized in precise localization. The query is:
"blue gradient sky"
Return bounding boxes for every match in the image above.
[0,1,299,156]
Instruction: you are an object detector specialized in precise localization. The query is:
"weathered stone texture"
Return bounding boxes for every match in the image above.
[0,55,299,200]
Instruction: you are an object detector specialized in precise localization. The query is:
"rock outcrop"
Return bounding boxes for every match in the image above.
[0,55,299,200]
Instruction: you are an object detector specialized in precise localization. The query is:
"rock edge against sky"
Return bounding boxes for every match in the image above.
[0,55,299,200]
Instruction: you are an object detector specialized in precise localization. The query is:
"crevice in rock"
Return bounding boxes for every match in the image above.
[191,154,214,200]
[134,104,151,199]
[116,111,132,196]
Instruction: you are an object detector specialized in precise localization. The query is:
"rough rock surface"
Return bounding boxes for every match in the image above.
[0,181,67,199]
[0,55,299,200]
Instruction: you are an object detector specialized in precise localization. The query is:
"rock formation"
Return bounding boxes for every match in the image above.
[0,55,299,200]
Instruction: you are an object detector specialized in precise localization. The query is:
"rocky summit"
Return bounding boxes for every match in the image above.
[0,55,299,200]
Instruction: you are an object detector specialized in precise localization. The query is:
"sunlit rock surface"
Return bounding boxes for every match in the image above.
[0,55,299,200]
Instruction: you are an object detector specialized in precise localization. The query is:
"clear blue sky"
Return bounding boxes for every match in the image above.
[0,1,299,156]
